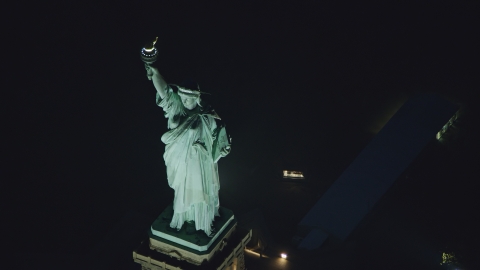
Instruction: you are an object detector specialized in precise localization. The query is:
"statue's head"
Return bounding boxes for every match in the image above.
[176,80,201,110]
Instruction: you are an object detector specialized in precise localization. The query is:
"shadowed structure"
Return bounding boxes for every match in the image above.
[295,94,458,250]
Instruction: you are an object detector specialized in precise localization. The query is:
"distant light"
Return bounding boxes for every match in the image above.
[281,253,287,259]
[283,170,305,179]
[440,252,458,265]
[436,111,458,140]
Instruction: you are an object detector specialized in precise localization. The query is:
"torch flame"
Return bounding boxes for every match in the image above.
[144,37,158,52]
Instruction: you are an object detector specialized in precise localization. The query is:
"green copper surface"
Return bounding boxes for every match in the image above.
[150,205,235,252]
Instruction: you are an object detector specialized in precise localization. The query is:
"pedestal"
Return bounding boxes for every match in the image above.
[133,206,252,270]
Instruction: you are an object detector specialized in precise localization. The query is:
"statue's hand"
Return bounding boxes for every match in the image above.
[220,145,231,157]
[145,64,159,80]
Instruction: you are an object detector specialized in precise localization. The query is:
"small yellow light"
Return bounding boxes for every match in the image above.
[440,252,457,265]
[280,253,287,259]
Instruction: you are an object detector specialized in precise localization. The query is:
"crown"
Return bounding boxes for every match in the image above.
[173,84,210,97]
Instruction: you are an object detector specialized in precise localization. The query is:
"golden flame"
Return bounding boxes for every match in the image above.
[144,37,158,52]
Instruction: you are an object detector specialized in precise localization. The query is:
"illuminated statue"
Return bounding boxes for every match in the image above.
[142,39,231,237]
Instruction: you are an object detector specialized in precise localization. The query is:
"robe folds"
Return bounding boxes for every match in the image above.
[157,87,220,235]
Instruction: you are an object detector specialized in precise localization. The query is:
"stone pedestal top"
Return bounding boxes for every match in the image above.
[150,205,234,252]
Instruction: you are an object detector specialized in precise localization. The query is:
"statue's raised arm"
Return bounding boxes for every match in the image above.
[148,66,168,99]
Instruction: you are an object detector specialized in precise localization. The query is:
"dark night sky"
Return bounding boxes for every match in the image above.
[3,1,480,269]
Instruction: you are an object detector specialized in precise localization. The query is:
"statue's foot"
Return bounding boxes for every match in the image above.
[186,221,196,235]
[207,226,217,238]
[167,225,179,233]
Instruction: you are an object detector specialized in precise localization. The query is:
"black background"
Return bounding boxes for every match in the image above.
[3,1,480,269]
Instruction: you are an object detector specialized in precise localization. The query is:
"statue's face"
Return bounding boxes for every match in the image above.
[180,95,197,110]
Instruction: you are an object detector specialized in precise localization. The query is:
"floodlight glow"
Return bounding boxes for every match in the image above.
[280,253,287,259]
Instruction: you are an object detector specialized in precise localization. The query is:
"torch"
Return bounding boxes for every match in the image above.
[140,37,159,80]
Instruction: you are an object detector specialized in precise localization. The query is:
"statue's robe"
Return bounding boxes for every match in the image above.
[157,86,220,235]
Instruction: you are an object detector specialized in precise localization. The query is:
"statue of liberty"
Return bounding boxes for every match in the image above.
[143,48,231,237]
